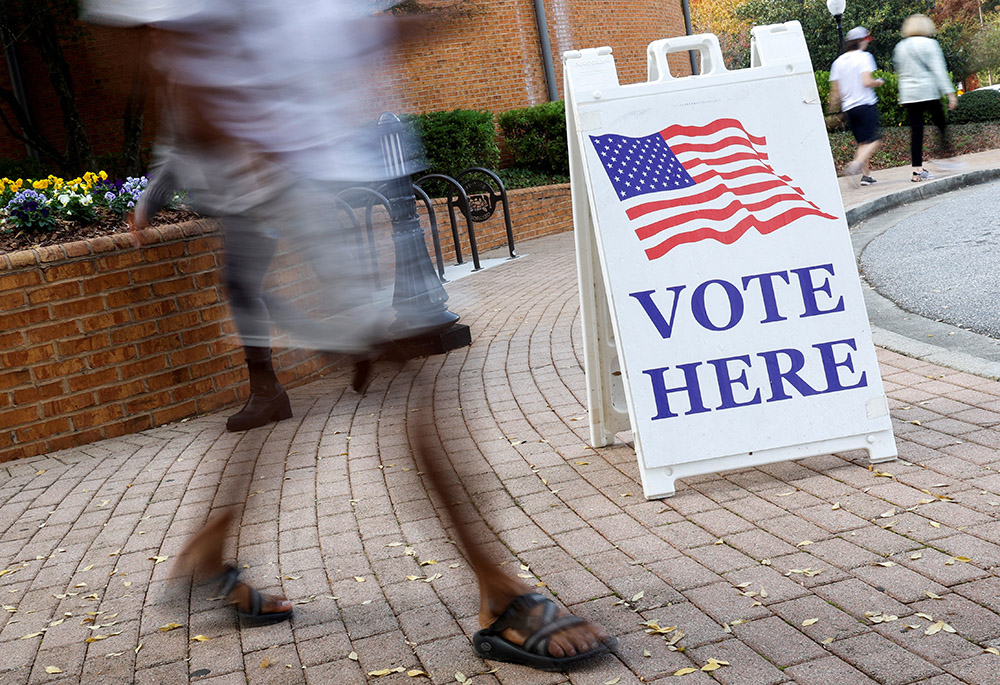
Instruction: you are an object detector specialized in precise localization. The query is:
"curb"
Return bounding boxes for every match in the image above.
[847,167,1000,379]
[845,167,1000,225]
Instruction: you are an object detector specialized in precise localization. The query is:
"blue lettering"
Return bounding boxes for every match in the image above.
[707,355,762,409]
[691,279,744,331]
[629,286,686,339]
[757,348,820,401]
[814,338,867,392]
[790,264,845,318]
[643,362,711,419]
[741,271,791,323]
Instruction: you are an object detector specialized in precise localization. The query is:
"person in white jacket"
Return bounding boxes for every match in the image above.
[893,14,958,182]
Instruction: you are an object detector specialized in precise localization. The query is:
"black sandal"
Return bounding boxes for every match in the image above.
[472,593,614,671]
[215,564,293,626]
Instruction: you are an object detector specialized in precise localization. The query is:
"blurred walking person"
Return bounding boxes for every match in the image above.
[82,1,614,670]
[829,26,885,186]
[893,14,958,182]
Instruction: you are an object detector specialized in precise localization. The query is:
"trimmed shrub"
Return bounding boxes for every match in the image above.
[497,101,568,175]
[402,109,500,197]
[951,88,1000,124]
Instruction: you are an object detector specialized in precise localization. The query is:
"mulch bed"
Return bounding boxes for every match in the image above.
[0,208,201,255]
[830,122,1000,173]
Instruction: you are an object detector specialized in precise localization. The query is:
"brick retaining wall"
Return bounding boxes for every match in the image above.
[0,183,572,462]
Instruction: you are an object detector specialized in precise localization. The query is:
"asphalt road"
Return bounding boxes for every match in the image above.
[860,179,1000,339]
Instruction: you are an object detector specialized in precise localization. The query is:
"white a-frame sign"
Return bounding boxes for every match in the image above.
[566,22,896,499]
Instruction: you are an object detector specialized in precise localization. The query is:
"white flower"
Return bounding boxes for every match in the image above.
[58,194,70,205]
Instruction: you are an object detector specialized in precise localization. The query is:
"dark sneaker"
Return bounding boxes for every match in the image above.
[859,176,876,186]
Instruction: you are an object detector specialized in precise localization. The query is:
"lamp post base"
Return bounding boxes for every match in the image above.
[385,323,472,360]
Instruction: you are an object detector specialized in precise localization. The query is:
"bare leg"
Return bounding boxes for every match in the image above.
[411,433,610,659]
[173,510,292,617]
[853,140,881,176]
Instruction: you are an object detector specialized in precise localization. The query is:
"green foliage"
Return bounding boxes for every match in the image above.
[951,87,1000,123]
[935,19,975,80]
[403,109,500,198]
[728,0,934,71]
[495,167,569,190]
[497,101,568,175]
[2,189,59,233]
[873,70,905,127]
[0,157,50,181]
[970,17,1000,80]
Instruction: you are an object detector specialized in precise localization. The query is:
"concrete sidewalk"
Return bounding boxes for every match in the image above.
[4,153,1000,684]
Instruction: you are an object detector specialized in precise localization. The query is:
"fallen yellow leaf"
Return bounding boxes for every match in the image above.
[802,618,819,626]
[673,667,698,676]
[985,647,1000,656]
[45,666,63,674]
[260,658,272,669]
[604,677,622,685]
[925,591,943,600]
[348,652,358,661]
[407,670,430,677]
[158,623,183,632]
[368,667,405,677]
[190,635,211,642]
[925,621,947,635]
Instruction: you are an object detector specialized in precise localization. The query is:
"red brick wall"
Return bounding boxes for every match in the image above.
[0,2,690,160]
[0,183,572,462]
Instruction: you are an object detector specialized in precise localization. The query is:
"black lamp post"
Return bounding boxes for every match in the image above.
[827,0,846,52]
[375,113,470,356]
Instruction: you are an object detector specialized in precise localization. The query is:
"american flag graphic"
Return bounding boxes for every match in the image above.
[589,118,836,260]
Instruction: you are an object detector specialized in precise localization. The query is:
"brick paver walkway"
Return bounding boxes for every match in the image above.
[4,158,1000,684]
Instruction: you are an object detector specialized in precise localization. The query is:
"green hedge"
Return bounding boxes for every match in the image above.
[402,109,500,196]
[497,101,568,175]
[951,88,1000,124]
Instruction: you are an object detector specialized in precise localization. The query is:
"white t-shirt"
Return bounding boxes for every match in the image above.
[830,50,879,111]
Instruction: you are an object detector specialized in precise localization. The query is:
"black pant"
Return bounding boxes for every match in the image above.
[906,100,951,167]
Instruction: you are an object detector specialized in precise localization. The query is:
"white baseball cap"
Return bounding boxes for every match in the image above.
[846,27,871,41]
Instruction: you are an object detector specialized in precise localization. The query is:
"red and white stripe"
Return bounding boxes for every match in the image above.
[625,119,835,260]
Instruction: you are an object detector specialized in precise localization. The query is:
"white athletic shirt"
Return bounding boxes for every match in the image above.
[829,50,879,111]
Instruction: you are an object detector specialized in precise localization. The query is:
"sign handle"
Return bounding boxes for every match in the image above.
[646,34,727,81]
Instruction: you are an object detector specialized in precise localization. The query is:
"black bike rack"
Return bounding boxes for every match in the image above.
[456,167,517,260]
[336,186,392,290]
[414,174,480,271]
